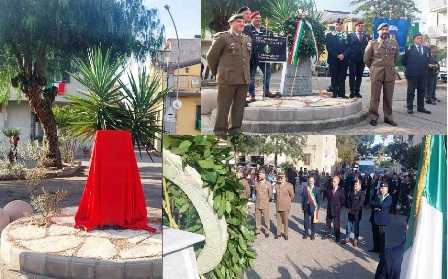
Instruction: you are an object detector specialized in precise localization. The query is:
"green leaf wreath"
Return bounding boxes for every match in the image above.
[163,135,256,279]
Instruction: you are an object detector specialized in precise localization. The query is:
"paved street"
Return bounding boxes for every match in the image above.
[245,193,407,279]
[0,151,162,209]
[202,70,447,135]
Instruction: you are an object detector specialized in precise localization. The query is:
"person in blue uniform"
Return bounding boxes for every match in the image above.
[326,18,348,98]
[369,182,392,254]
[345,20,369,98]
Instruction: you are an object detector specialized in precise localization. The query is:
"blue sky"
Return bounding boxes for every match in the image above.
[144,0,200,39]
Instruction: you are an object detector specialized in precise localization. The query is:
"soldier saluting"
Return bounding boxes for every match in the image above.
[206,14,252,136]
[363,23,400,127]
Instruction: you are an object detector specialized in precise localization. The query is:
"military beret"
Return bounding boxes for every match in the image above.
[237,6,250,14]
[377,23,389,31]
[379,182,389,188]
[228,14,244,23]
[335,18,343,24]
[355,20,364,26]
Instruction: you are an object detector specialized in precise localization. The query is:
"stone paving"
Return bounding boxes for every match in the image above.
[202,72,447,135]
[244,194,407,279]
[1,207,161,279]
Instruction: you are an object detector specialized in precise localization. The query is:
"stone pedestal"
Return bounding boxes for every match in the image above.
[243,95,367,133]
[281,59,312,96]
[163,228,205,279]
[0,207,162,279]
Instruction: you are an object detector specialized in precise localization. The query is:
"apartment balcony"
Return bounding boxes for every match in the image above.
[429,0,447,12]
[428,24,447,38]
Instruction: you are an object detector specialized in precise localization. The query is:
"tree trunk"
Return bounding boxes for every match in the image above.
[26,86,62,169]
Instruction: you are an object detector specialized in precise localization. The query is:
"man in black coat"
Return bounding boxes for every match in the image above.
[342,177,365,246]
[243,11,277,102]
[369,182,392,254]
[322,175,346,242]
[345,20,369,98]
[326,19,348,98]
[402,33,431,114]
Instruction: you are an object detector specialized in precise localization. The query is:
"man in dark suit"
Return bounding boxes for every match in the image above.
[402,33,431,114]
[326,19,348,98]
[322,175,346,242]
[345,20,369,98]
[302,176,320,240]
[243,11,277,102]
[369,182,392,254]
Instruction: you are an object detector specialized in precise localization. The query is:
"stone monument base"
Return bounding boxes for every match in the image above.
[0,207,162,279]
[242,93,367,133]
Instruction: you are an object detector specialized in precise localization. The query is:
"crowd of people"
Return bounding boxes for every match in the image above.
[238,164,415,255]
[206,6,442,134]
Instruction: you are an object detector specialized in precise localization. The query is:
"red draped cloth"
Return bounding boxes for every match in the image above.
[75,130,156,233]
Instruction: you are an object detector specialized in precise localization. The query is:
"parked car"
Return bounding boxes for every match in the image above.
[439,66,447,82]
[363,66,370,77]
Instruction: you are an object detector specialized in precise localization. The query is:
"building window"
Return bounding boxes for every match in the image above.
[195,105,201,130]
[185,67,190,74]
[304,153,311,166]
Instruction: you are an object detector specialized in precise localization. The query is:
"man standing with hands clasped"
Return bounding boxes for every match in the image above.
[275,171,295,240]
[206,14,251,136]
[364,23,399,127]
[346,20,369,98]
[402,33,432,115]
[326,19,348,98]
[302,175,320,240]
[255,170,273,238]
[323,175,345,243]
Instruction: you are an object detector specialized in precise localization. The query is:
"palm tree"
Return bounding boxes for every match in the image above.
[66,47,167,153]
[118,68,167,154]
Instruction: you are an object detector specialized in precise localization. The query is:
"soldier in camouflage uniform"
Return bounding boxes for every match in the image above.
[364,23,400,126]
[206,14,252,135]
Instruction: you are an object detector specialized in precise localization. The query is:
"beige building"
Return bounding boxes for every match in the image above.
[322,10,362,33]
[427,0,447,50]
[161,38,201,135]
[253,136,338,174]
[0,78,84,142]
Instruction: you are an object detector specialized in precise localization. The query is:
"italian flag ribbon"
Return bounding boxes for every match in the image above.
[288,17,319,66]
[400,135,447,279]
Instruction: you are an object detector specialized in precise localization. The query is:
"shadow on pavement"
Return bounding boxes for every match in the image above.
[285,255,375,279]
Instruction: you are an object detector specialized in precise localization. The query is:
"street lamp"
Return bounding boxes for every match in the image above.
[164,4,182,110]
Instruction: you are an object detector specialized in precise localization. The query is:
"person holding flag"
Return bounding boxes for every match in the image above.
[302,175,320,240]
